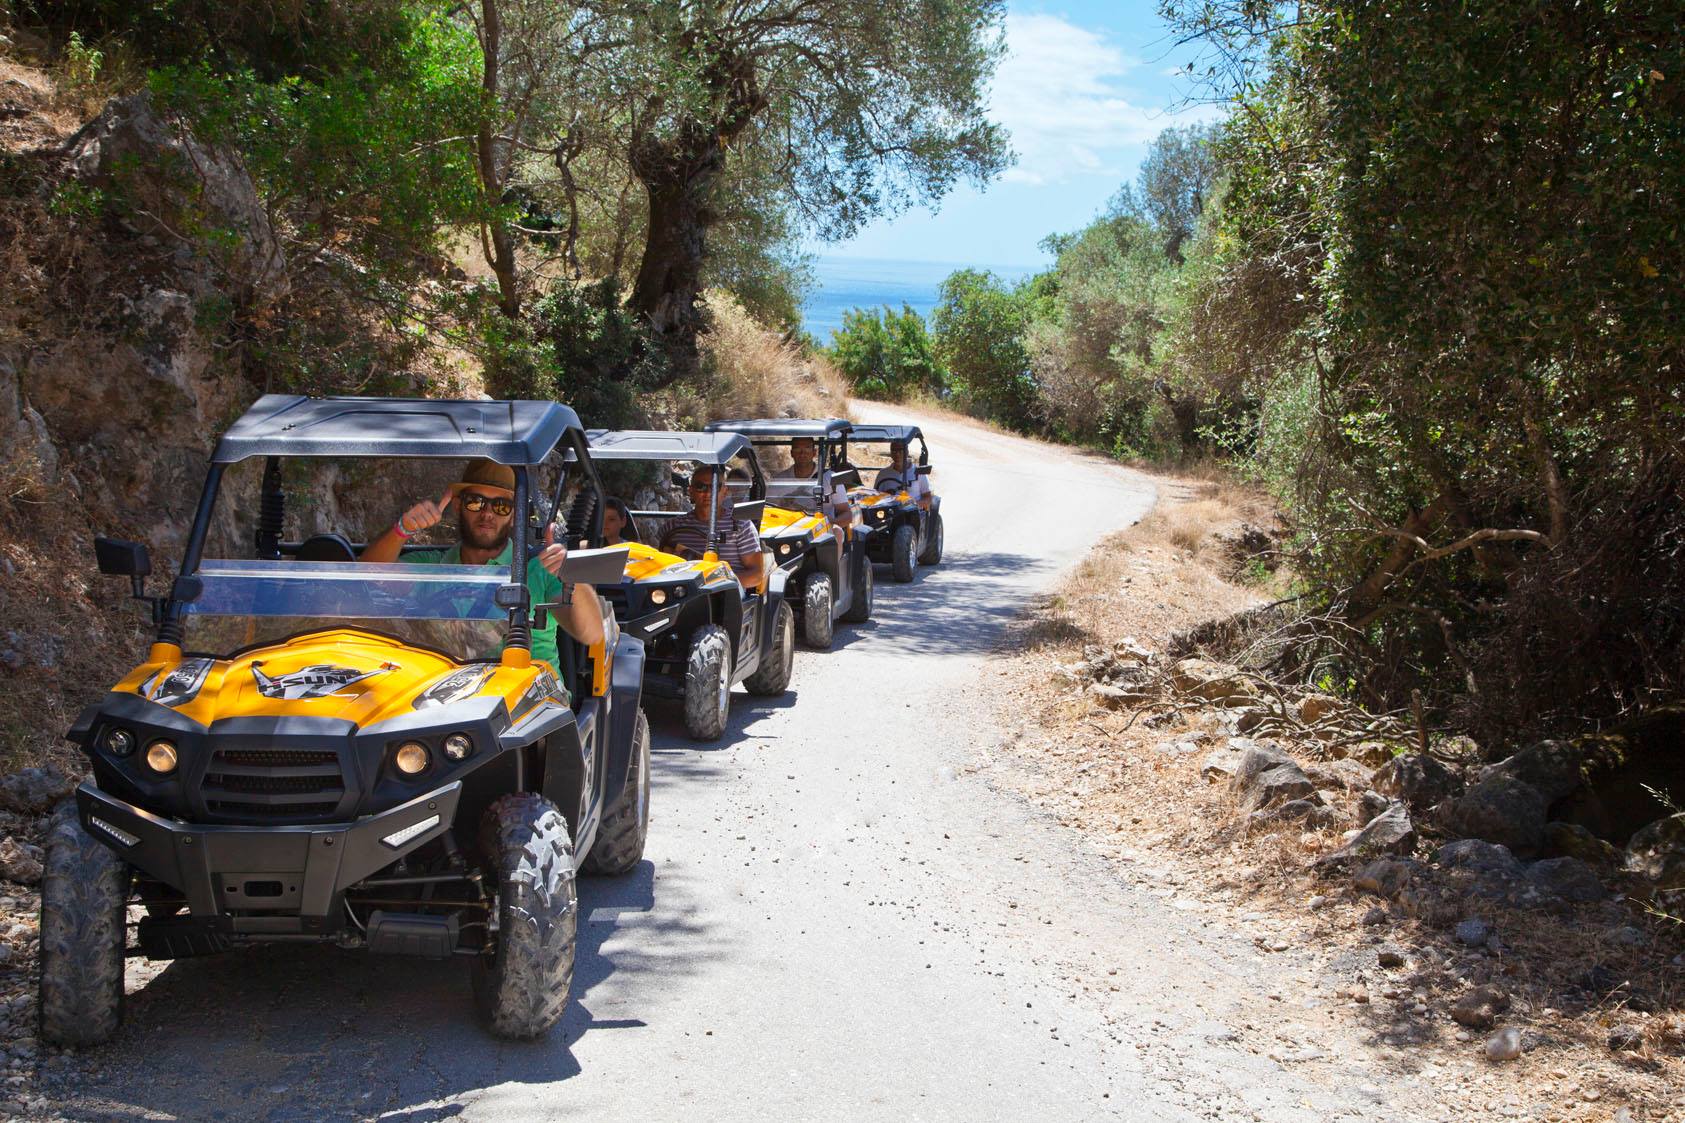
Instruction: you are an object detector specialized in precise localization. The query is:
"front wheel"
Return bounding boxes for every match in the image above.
[800,573,835,650]
[918,511,944,565]
[472,793,578,1040]
[891,524,918,583]
[683,624,732,740]
[581,709,650,876]
[39,801,128,1047]
[744,600,795,695]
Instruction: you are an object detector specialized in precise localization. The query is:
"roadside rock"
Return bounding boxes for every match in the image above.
[1087,681,1149,708]
[0,839,43,886]
[1319,803,1415,866]
[1485,1027,1523,1062]
[1436,839,1524,877]
[1170,658,1257,706]
[1200,750,1242,784]
[0,768,75,815]
[1441,775,1548,853]
[1231,743,1315,812]
[1353,858,1413,899]
[1625,813,1685,889]
[1481,739,1585,804]
[1543,821,1621,867]
[1305,759,1376,794]
[1297,693,1339,724]
[1372,753,1461,814]
[1607,1024,1645,1052]
[1357,790,1391,825]
[1452,985,1510,1030]
[1339,741,1397,768]
[1454,918,1492,947]
[1249,798,1335,830]
[1525,857,1605,903]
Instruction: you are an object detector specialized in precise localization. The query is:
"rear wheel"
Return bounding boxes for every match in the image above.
[683,624,732,740]
[841,545,873,622]
[918,511,944,565]
[800,573,835,650]
[581,709,650,876]
[472,793,577,1040]
[744,600,795,695]
[39,801,128,1047]
[891,524,918,583]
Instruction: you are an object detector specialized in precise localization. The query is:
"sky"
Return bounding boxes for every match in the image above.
[804,1,1220,270]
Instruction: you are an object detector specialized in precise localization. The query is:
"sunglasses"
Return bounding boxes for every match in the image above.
[688,482,715,493]
[459,492,514,516]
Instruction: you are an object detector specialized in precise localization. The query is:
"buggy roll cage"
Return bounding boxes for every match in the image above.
[155,395,613,660]
[702,418,855,507]
[829,424,930,483]
[583,429,767,556]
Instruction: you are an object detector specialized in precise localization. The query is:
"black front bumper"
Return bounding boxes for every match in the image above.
[76,780,461,933]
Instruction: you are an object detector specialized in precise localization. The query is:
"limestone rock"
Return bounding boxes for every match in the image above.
[1170,658,1257,706]
[1436,839,1524,877]
[1231,742,1314,812]
[1452,985,1510,1030]
[1372,753,1462,814]
[1297,693,1339,724]
[1526,856,1606,903]
[0,838,43,886]
[1441,775,1548,852]
[0,767,76,814]
[1353,858,1413,899]
[1625,813,1685,889]
[1087,681,1148,708]
[1305,758,1376,793]
[1249,798,1336,830]
[1484,1026,1523,1062]
[1480,739,1584,804]
[1319,803,1416,866]
[1200,750,1242,784]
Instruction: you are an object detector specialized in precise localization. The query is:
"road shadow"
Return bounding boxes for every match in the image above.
[56,857,730,1122]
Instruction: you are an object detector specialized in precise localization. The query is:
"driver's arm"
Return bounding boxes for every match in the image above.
[364,490,453,563]
[561,582,605,646]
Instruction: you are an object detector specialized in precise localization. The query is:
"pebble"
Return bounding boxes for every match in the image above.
[1606,1024,1644,1052]
[1306,895,1329,910]
[1361,906,1388,926]
[1485,1027,1523,1062]
[1454,918,1491,946]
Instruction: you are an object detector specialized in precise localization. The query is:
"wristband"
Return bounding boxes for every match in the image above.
[393,517,412,539]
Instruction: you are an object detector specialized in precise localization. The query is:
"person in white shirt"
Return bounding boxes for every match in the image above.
[873,439,933,510]
[773,436,851,566]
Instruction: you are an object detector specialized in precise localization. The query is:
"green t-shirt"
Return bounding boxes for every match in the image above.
[407,541,567,670]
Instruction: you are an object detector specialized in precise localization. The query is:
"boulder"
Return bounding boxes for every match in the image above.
[1200,750,1242,784]
[1170,658,1257,706]
[1625,813,1685,890]
[1373,753,1462,814]
[68,92,287,304]
[1525,857,1605,903]
[1230,743,1315,812]
[1306,758,1376,793]
[1339,741,1397,768]
[1087,681,1148,708]
[1357,790,1391,825]
[1543,821,1621,867]
[1452,985,1511,1030]
[1441,775,1548,853]
[1318,803,1416,866]
[1298,694,1340,724]
[1481,739,1584,804]
[1353,858,1413,899]
[1249,798,1336,830]
[0,837,43,885]
[0,766,76,814]
[1435,839,1524,877]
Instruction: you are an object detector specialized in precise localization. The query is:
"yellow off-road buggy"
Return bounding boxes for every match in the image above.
[833,423,944,582]
[703,418,876,649]
[583,429,795,740]
[41,395,645,1044]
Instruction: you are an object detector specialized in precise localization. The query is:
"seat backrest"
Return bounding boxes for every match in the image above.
[294,533,356,562]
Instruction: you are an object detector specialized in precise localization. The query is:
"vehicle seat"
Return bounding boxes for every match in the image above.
[295,533,356,562]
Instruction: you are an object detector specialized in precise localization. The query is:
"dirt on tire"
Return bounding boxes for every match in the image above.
[471,793,578,1040]
[800,573,835,650]
[682,624,732,740]
[38,800,127,1048]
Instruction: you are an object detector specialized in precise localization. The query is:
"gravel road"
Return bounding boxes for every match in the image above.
[50,406,1426,1122]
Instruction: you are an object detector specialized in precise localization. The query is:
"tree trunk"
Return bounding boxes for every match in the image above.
[628,133,720,385]
[475,0,521,318]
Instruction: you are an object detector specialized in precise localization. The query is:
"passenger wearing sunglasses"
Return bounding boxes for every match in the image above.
[361,459,604,666]
[657,465,765,584]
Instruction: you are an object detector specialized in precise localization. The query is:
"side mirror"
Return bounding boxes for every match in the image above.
[95,537,151,578]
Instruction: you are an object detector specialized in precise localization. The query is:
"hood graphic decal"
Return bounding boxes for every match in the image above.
[140,657,216,708]
[251,662,397,701]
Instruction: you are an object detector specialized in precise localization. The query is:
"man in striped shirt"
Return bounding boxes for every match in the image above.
[658,465,766,584]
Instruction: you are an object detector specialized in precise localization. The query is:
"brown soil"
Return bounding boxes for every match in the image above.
[991,475,1685,1122]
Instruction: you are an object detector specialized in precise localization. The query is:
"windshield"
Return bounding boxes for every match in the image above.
[180,560,511,662]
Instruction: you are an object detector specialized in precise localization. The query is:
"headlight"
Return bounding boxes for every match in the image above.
[102,727,136,757]
[777,543,793,558]
[650,588,668,605]
[443,733,473,762]
[394,741,429,775]
[144,740,178,774]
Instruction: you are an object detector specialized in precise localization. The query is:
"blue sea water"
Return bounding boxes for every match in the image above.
[802,255,1038,345]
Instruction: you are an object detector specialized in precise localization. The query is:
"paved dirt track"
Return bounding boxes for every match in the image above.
[55,405,1425,1122]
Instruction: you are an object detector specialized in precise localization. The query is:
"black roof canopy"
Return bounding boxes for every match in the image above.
[844,424,922,444]
[703,418,852,440]
[211,395,583,465]
[585,429,751,464]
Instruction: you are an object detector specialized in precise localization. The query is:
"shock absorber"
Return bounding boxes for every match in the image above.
[254,457,284,559]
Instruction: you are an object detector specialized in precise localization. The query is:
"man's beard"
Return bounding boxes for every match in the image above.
[460,520,511,552]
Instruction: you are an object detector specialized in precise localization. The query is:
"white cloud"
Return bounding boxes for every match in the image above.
[991,12,1177,186]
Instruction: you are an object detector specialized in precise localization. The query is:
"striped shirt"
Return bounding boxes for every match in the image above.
[658,513,763,566]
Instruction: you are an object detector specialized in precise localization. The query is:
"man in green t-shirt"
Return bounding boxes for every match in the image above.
[361,459,604,670]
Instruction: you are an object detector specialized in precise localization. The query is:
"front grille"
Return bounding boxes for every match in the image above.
[201,747,346,819]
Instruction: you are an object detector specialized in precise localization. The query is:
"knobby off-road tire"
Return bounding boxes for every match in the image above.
[918,511,944,565]
[683,624,732,741]
[582,710,650,876]
[890,524,918,583]
[800,573,835,650]
[841,545,873,623]
[472,794,578,1040]
[743,600,795,695]
[39,800,128,1047]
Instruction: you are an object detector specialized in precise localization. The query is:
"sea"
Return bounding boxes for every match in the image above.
[802,255,1039,345]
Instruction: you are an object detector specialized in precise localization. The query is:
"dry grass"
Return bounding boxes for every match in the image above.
[990,479,1685,1121]
[693,290,851,424]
